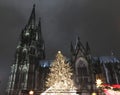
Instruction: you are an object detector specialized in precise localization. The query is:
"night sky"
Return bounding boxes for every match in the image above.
[0,0,120,94]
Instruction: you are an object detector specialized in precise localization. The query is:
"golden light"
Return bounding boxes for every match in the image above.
[96,79,103,88]
[92,92,97,95]
[58,51,61,54]
[29,90,34,95]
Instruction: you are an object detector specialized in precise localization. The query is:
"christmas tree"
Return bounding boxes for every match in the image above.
[41,51,78,95]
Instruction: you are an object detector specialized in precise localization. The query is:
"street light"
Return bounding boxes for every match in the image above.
[29,90,34,95]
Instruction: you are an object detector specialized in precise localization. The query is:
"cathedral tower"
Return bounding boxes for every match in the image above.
[7,5,45,95]
[70,37,94,93]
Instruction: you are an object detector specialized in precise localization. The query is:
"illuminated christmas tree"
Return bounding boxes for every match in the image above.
[41,51,78,95]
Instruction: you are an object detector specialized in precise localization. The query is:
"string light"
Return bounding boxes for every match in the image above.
[41,51,78,95]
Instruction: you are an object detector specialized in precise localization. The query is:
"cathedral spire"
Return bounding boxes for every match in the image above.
[37,18,43,41]
[75,36,80,49]
[75,36,82,49]
[86,41,90,54]
[27,4,36,28]
[36,17,46,59]
[38,18,41,34]
[38,17,41,27]
[70,41,74,55]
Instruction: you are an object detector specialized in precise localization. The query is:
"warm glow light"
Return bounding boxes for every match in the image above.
[58,51,61,54]
[92,92,97,95]
[41,52,78,95]
[96,79,102,88]
[41,82,78,95]
[29,90,34,95]
[103,89,120,95]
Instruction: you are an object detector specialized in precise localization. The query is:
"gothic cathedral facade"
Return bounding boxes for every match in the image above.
[7,5,120,95]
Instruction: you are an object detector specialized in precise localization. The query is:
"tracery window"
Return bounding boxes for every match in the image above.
[75,58,89,85]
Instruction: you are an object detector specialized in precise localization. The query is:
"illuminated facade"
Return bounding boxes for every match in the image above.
[7,5,120,95]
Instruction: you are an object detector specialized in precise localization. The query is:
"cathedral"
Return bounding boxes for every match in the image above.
[7,5,120,95]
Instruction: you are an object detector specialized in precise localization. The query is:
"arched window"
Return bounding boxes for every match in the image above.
[75,57,89,87]
[20,64,28,89]
[75,57,89,76]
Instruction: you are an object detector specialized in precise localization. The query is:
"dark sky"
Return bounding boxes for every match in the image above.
[0,0,120,94]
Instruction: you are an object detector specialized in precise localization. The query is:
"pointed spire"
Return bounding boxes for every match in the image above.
[86,41,90,54]
[70,41,74,54]
[38,17,41,27]
[77,36,80,42]
[36,17,45,59]
[75,36,80,49]
[38,18,42,36]
[37,17,43,41]
[75,36,82,49]
[110,50,114,56]
[27,4,36,28]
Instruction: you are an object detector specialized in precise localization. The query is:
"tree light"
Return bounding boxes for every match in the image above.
[41,51,78,95]
[58,51,61,54]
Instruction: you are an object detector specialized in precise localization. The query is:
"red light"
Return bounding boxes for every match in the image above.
[103,89,120,95]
